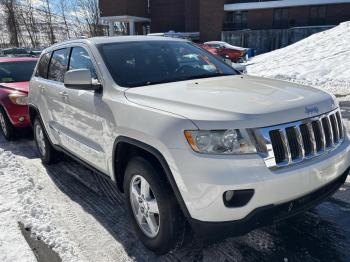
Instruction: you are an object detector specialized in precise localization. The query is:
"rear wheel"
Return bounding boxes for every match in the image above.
[0,107,15,140]
[124,157,186,254]
[33,118,59,164]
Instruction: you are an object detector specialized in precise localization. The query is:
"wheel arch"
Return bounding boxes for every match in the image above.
[28,104,39,126]
[112,136,191,219]
[0,102,13,124]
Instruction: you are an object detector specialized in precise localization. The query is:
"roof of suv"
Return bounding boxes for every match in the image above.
[48,36,187,50]
[90,36,187,45]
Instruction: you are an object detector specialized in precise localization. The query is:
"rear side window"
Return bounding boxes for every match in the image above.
[69,47,98,80]
[48,48,68,82]
[35,52,51,78]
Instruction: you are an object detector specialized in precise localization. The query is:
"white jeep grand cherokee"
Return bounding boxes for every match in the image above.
[29,36,350,254]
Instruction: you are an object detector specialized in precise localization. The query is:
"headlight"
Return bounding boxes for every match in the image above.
[184,129,256,155]
[8,93,28,105]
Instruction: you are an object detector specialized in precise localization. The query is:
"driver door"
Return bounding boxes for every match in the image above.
[58,46,107,172]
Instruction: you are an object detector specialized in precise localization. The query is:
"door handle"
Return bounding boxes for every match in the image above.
[59,91,69,101]
[40,86,45,93]
[59,91,68,97]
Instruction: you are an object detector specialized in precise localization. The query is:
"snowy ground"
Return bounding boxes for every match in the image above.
[247,21,350,100]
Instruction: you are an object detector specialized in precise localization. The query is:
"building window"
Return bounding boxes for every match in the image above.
[224,11,247,30]
[273,8,289,28]
[309,6,327,25]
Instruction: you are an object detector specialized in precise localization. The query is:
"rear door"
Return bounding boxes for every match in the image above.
[30,52,51,126]
[44,48,70,143]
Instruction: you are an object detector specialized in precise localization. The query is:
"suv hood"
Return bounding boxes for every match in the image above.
[124,75,336,129]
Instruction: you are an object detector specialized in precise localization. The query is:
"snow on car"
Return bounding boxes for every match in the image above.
[201,41,247,62]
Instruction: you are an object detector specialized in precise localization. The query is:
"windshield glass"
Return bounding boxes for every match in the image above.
[98,41,238,87]
[0,61,37,83]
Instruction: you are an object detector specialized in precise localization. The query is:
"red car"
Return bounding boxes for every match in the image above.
[200,41,247,62]
[0,57,37,140]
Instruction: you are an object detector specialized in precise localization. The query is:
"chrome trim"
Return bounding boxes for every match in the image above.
[280,129,292,165]
[318,119,326,152]
[306,122,316,156]
[253,109,344,169]
[294,126,305,160]
[331,114,339,143]
[324,116,334,147]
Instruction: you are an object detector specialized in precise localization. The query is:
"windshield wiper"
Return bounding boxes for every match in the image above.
[180,73,233,81]
[127,73,234,87]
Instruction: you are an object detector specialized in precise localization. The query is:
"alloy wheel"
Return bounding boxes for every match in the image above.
[130,175,160,238]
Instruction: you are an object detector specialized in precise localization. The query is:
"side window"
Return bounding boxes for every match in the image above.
[69,47,98,80]
[48,48,68,82]
[35,52,51,78]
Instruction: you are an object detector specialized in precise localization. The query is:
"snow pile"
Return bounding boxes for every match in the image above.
[0,149,78,262]
[247,22,350,96]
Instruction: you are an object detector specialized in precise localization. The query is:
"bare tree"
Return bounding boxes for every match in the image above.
[17,0,39,47]
[58,0,70,39]
[1,0,20,46]
[42,0,55,45]
[77,0,102,37]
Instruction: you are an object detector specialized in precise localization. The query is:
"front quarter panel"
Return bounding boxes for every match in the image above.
[101,90,198,181]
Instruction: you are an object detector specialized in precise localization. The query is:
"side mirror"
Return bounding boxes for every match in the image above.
[64,69,101,91]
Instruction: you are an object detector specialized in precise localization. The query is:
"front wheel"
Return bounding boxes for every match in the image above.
[124,157,186,254]
[33,118,59,164]
[0,107,15,140]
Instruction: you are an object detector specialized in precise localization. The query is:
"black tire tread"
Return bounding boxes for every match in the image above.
[33,117,59,165]
[0,107,15,140]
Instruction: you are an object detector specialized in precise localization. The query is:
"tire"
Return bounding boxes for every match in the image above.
[124,157,186,254]
[0,107,15,140]
[33,117,59,165]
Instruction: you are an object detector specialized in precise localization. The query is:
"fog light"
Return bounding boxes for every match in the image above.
[223,189,255,208]
[224,191,235,202]
[19,117,25,122]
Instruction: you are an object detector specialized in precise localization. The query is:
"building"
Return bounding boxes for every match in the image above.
[99,0,225,41]
[99,0,350,52]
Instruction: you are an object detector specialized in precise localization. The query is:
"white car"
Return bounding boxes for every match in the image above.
[29,36,350,254]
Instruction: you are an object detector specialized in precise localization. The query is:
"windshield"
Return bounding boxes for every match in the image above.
[0,61,37,83]
[98,41,238,87]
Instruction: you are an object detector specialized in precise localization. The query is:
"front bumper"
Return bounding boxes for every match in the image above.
[189,167,349,239]
[166,135,350,222]
[3,101,30,127]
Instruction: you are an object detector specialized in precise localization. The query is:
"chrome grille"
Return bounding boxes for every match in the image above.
[254,109,344,169]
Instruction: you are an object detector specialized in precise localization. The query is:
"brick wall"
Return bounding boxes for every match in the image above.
[185,0,200,32]
[100,0,127,17]
[149,0,186,32]
[99,0,148,17]
[199,0,225,41]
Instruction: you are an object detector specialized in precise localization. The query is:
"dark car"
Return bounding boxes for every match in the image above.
[0,48,30,57]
